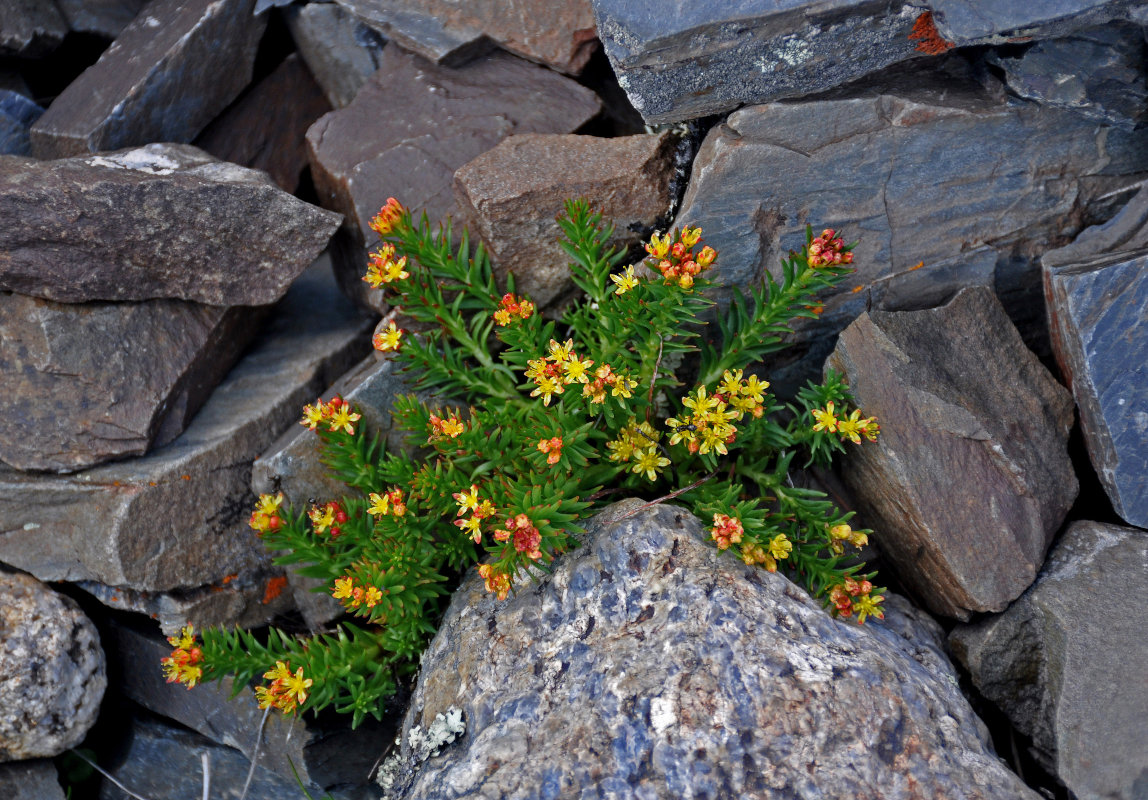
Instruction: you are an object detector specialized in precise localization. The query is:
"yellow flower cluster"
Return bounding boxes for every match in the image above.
[494,293,535,326]
[828,522,868,555]
[740,533,793,572]
[373,321,404,353]
[367,488,407,518]
[477,563,511,600]
[363,242,409,289]
[428,412,465,440]
[332,575,384,609]
[452,484,496,544]
[161,625,203,689]
[368,197,405,237]
[255,661,313,714]
[606,419,670,482]
[811,401,879,443]
[300,396,361,435]
[525,339,601,407]
[249,492,284,535]
[829,578,885,624]
[642,226,717,290]
[308,500,348,538]
[667,370,768,456]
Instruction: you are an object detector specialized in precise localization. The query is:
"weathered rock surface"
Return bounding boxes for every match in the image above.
[335,0,596,74]
[0,258,375,593]
[826,287,1077,620]
[1043,182,1148,269]
[453,132,681,307]
[0,144,342,305]
[29,0,265,159]
[988,22,1148,130]
[0,570,106,761]
[0,759,67,800]
[0,294,262,473]
[0,89,42,156]
[388,501,1037,800]
[0,0,67,58]
[111,622,392,793]
[950,521,1148,800]
[1043,254,1148,528]
[673,75,1148,394]
[54,0,146,39]
[592,0,926,125]
[929,0,1142,44]
[285,3,386,108]
[195,54,333,194]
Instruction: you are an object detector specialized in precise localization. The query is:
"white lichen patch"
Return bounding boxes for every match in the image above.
[87,146,182,176]
[377,706,466,797]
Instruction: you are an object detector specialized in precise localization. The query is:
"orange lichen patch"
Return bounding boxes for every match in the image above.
[221,574,238,585]
[181,474,191,481]
[852,285,866,294]
[909,12,954,55]
[262,575,288,604]
[909,260,924,271]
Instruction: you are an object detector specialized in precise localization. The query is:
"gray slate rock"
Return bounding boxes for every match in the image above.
[826,287,1078,620]
[29,0,266,159]
[0,0,67,57]
[0,144,342,305]
[0,90,43,156]
[929,0,1141,43]
[111,622,390,794]
[0,759,66,800]
[591,0,925,125]
[949,521,1148,800]
[0,294,262,473]
[453,132,681,308]
[389,501,1037,800]
[673,77,1148,395]
[285,3,386,108]
[988,22,1148,130]
[334,0,596,74]
[0,258,374,593]
[53,0,146,39]
[0,570,106,761]
[1044,250,1148,529]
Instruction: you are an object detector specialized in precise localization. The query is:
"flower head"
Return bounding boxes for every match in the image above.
[369,197,405,237]
[610,265,639,295]
[373,322,404,353]
[811,402,838,433]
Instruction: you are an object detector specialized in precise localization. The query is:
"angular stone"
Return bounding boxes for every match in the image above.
[0,570,106,761]
[54,0,146,39]
[988,22,1148,130]
[592,0,927,125]
[195,54,333,194]
[0,89,43,156]
[825,287,1077,620]
[111,622,391,793]
[335,0,596,74]
[0,0,67,58]
[0,258,375,593]
[0,759,67,800]
[673,77,1148,395]
[387,501,1037,800]
[29,0,266,159]
[453,132,680,307]
[285,3,385,108]
[0,144,342,305]
[949,521,1148,800]
[0,295,262,473]
[1043,182,1148,268]
[1043,255,1148,528]
[930,0,1138,43]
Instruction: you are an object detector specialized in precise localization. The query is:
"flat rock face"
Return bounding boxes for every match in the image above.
[0,144,342,305]
[29,0,265,159]
[949,521,1148,800]
[591,0,925,125]
[453,132,680,307]
[929,0,1134,42]
[0,759,67,800]
[0,295,260,473]
[54,0,147,39]
[389,501,1037,800]
[673,78,1148,395]
[0,570,106,761]
[335,0,597,74]
[0,90,43,156]
[285,3,385,108]
[0,0,67,58]
[1044,250,1148,528]
[194,54,333,194]
[826,287,1077,620]
[0,259,374,593]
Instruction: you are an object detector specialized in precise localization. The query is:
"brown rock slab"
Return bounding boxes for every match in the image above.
[0,258,375,593]
[195,54,332,195]
[453,132,680,307]
[334,0,596,74]
[0,144,342,305]
[284,2,385,108]
[0,0,67,58]
[29,0,265,159]
[825,287,1078,620]
[0,294,262,473]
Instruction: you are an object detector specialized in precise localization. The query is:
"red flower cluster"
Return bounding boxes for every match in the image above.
[536,436,563,465]
[494,293,535,326]
[369,197,405,237]
[807,229,853,268]
[494,513,542,560]
[643,228,717,289]
[161,626,203,689]
[249,493,284,535]
[309,500,348,538]
[709,513,744,550]
[828,578,885,624]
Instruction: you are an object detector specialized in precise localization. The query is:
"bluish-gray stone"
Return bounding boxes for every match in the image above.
[285,3,385,108]
[53,0,146,39]
[929,0,1140,43]
[0,0,67,57]
[0,90,42,156]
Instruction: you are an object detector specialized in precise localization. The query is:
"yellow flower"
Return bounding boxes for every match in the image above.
[741,375,769,403]
[829,523,852,540]
[610,265,639,295]
[563,356,594,384]
[853,593,885,624]
[768,534,792,561]
[373,322,403,353]
[548,339,575,363]
[308,504,335,533]
[363,586,383,608]
[440,417,465,438]
[718,369,743,397]
[680,226,702,247]
[455,515,482,542]
[531,376,564,406]
[328,404,361,435]
[811,402,838,433]
[606,435,636,462]
[632,449,670,482]
[682,385,718,416]
[453,485,480,515]
[383,256,409,282]
[167,624,197,650]
[332,577,354,600]
[611,376,634,400]
[300,400,326,430]
[645,231,671,258]
[281,667,313,705]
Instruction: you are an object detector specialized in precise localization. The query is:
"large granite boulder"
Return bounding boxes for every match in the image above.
[825,287,1078,620]
[29,0,265,159]
[383,501,1037,800]
[334,0,597,74]
[0,570,106,761]
[453,132,682,308]
[950,521,1148,800]
[0,144,342,305]
[672,73,1148,394]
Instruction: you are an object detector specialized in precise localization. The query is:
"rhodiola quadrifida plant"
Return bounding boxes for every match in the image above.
[162,197,884,728]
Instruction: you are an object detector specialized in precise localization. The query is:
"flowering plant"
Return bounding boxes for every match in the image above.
[166,198,883,727]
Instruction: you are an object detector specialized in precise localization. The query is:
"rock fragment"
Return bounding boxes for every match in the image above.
[53,0,146,39]
[0,759,67,800]
[0,90,43,156]
[0,0,68,58]
[285,2,385,108]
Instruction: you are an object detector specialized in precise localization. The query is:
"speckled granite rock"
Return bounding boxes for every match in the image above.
[0,570,106,761]
[387,501,1036,800]
[950,521,1148,800]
